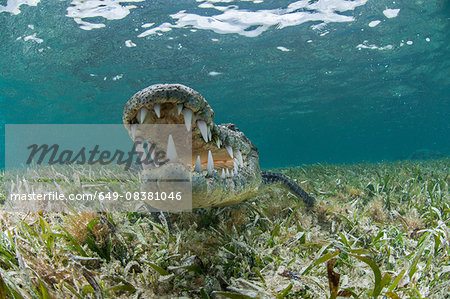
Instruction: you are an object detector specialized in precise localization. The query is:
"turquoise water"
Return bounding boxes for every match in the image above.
[0,0,449,169]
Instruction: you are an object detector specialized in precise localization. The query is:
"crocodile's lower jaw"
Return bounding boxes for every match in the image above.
[123,84,261,208]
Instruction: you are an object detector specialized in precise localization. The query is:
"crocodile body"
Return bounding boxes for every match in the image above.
[122,84,314,209]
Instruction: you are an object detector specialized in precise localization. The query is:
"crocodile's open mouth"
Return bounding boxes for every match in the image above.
[123,84,261,208]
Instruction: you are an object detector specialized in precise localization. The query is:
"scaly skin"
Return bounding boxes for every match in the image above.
[123,84,314,209]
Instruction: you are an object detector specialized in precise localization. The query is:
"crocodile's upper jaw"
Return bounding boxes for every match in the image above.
[123,84,261,209]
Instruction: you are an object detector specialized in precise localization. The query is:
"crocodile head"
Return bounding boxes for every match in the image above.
[123,84,261,209]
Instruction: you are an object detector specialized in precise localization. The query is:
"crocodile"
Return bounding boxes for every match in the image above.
[122,84,315,210]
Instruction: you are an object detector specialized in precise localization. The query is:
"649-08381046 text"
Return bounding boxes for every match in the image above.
[8,191,184,201]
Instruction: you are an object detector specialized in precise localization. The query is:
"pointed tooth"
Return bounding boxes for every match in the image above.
[154,103,161,118]
[197,120,208,142]
[226,168,230,177]
[236,150,244,166]
[182,108,193,131]
[166,134,178,162]
[234,160,239,171]
[225,145,233,159]
[194,156,202,172]
[177,104,183,115]
[207,126,212,141]
[207,150,214,173]
[153,156,160,167]
[221,169,226,179]
[139,107,148,123]
[150,146,155,161]
[130,124,136,139]
[216,138,221,148]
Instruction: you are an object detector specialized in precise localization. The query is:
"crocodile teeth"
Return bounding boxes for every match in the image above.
[166,134,178,162]
[207,150,214,173]
[236,150,244,166]
[177,104,183,115]
[135,139,149,168]
[216,138,221,148]
[225,145,233,159]
[234,160,239,171]
[194,155,202,172]
[226,168,230,177]
[130,124,137,139]
[221,169,226,179]
[197,120,208,143]
[139,107,148,123]
[182,108,193,131]
[207,126,212,141]
[150,146,155,161]
[154,104,161,118]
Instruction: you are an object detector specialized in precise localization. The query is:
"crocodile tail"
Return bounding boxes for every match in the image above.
[261,171,315,207]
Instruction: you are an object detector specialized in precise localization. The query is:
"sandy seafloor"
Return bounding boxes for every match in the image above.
[0,158,448,298]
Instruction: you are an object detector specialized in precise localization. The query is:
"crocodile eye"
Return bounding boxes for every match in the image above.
[224,123,239,132]
[122,84,265,209]
[123,84,248,178]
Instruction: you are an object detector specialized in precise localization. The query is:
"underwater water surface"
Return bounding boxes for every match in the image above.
[0,0,449,168]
